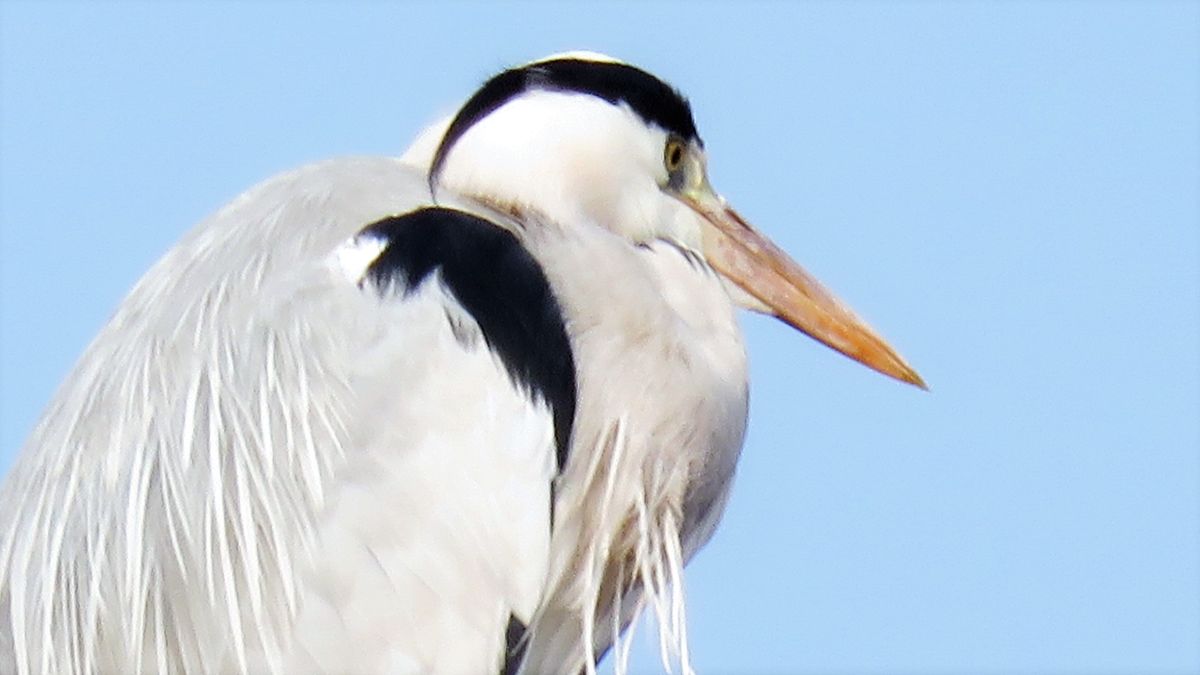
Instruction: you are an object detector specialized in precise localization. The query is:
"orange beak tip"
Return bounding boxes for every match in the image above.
[902,368,929,391]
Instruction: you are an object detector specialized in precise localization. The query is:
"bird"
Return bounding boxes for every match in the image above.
[0,52,923,675]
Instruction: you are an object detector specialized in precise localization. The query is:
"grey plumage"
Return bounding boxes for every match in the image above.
[0,52,922,675]
[0,156,747,673]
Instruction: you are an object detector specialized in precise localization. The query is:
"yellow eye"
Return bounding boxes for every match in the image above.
[664,138,686,173]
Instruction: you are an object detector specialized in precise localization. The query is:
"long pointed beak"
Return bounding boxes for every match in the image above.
[684,189,926,389]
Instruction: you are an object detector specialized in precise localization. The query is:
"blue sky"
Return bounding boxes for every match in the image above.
[1,2,1197,673]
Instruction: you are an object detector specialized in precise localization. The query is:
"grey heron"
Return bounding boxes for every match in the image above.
[0,52,923,674]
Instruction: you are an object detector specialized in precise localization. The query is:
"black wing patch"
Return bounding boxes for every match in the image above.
[360,207,576,472]
[430,58,699,187]
[501,613,528,675]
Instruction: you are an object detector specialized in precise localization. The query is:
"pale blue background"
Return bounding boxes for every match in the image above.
[2,2,1197,673]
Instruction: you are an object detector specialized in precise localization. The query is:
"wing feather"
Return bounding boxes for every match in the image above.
[284,271,558,673]
[0,159,563,674]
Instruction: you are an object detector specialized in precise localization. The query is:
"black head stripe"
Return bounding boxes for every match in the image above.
[521,59,699,141]
[429,58,699,187]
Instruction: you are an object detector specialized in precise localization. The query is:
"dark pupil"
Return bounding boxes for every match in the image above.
[669,145,683,168]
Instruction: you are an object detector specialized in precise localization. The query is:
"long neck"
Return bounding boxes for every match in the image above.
[517,218,748,674]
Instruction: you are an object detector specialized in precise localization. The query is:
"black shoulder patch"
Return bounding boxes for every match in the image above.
[500,613,528,675]
[430,58,699,187]
[361,207,576,472]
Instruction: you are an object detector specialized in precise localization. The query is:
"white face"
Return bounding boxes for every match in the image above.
[421,88,710,252]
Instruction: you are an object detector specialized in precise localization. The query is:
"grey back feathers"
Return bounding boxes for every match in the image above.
[0,159,564,673]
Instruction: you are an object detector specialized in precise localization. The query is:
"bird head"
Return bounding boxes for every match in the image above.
[409,52,924,388]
